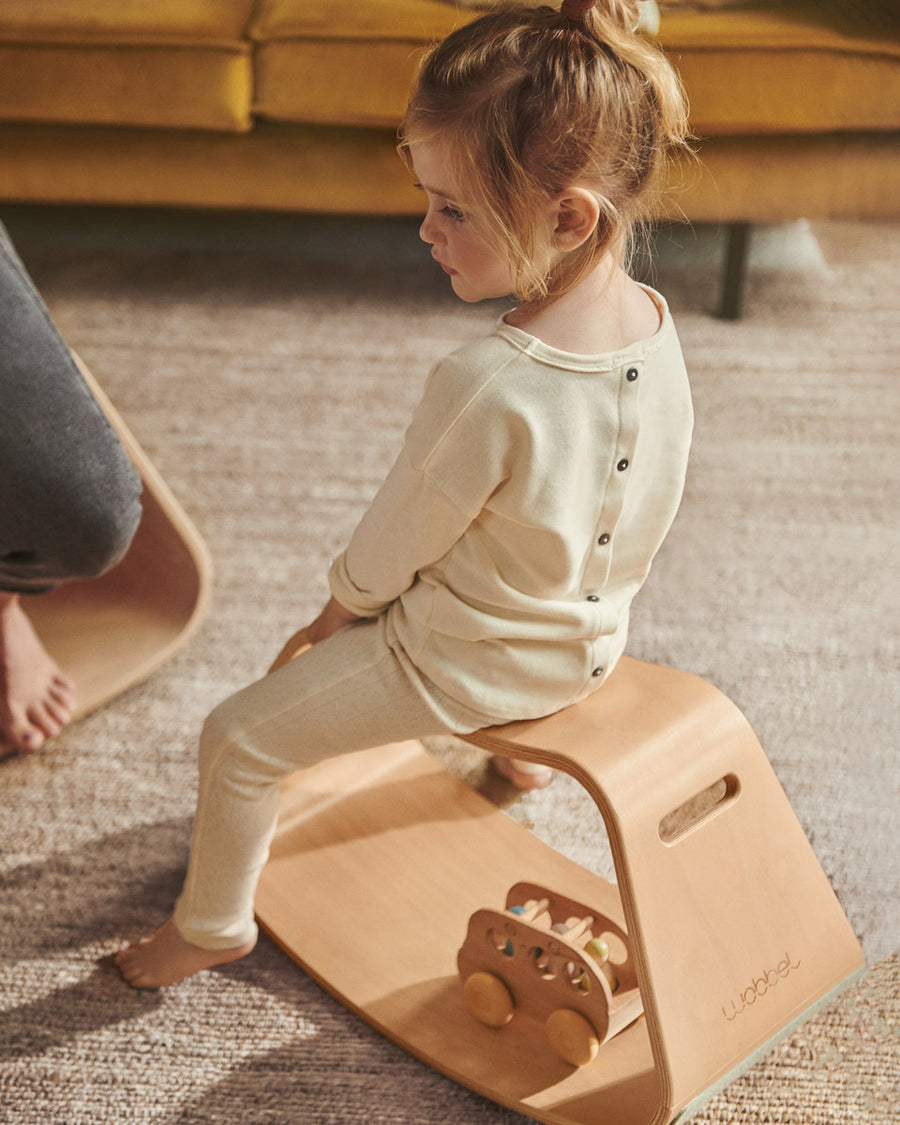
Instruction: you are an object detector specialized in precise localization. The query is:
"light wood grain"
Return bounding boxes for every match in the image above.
[256,657,864,1124]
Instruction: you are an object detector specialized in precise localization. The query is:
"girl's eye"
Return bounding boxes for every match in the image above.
[440,204,465,223]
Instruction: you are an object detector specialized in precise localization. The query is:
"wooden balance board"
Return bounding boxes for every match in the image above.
[255,655,865,1125]
[25,354,212,722]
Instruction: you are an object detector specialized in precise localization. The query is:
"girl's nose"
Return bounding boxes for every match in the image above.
[419,210,439,246]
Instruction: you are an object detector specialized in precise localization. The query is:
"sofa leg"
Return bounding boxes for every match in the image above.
[718,221,751,319]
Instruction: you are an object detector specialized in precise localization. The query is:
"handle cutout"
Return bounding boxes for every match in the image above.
[658,774,740,845]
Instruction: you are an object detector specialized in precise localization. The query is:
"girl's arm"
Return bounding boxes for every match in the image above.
[272,355,507,668]
[329,360,509,617]
[270,448,479,677]
[327,448,477,618]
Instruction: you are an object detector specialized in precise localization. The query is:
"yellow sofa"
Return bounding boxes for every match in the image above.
[1,1,897,313]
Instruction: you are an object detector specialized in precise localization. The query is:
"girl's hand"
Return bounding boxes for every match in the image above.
[305,596,362,645]
[267,628,313,674]
[267,597,361,674]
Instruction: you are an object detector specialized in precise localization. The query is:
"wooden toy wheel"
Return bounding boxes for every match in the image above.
[545,1009,600,1067]
[463,971,515,1028]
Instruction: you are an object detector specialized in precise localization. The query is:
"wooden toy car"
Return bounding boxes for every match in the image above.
[457,881,644,1066]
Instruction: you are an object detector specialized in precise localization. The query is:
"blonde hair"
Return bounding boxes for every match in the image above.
[400,1,691,307]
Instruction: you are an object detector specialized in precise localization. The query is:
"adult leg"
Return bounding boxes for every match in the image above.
[0,222,142,753]
[117,616,486,988]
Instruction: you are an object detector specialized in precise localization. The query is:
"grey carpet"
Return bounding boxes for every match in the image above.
[1,209,897,1124]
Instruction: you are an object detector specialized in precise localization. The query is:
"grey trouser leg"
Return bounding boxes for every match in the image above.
[0,221,142,594]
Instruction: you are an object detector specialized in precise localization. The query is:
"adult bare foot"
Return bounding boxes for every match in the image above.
[491,754,554,790]
[0,593,76,755]
[116,917,257,989]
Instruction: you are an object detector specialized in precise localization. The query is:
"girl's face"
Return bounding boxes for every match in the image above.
[411,140,517,303]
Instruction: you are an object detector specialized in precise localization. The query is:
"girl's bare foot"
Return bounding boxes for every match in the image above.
[491,754,554,790]
[116,917,257,989]
[0,593,76,755]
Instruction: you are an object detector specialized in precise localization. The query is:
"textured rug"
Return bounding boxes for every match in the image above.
[0,208,897,1124]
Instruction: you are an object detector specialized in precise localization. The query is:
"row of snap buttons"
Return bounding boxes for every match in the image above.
[586,366,638,683]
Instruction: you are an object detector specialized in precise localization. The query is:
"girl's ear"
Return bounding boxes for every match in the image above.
[552,188,602,252]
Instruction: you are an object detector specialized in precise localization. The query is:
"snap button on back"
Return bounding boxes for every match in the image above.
[592,667,604,677]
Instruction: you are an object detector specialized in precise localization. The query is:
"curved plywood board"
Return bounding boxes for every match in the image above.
[256,658,864,1125]
[25,354,212,721]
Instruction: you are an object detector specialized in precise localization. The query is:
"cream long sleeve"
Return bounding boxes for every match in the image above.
[329,288,693,723]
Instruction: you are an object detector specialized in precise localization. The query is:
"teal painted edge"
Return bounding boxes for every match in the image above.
[669,966,868,1125]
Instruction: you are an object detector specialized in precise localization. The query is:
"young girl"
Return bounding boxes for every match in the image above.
[117,0,693,988]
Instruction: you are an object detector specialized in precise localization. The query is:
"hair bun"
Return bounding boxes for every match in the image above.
[560,0,596,20]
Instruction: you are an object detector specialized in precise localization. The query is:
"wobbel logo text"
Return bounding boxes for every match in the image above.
[722,953,801,1022]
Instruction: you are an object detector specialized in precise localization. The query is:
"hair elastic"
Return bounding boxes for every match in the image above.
[560,0,596,20]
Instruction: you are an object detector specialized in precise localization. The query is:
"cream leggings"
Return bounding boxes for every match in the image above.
[173,614,494,950]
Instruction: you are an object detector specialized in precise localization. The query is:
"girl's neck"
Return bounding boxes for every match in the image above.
[506,258,661,356]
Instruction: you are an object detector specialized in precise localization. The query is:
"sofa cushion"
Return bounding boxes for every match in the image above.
[0,0,257,132]
[249,0,899,136]
[658,5,900,134]
[248,0,461,128]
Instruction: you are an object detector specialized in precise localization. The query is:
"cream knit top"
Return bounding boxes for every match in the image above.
[329,287,693,723]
